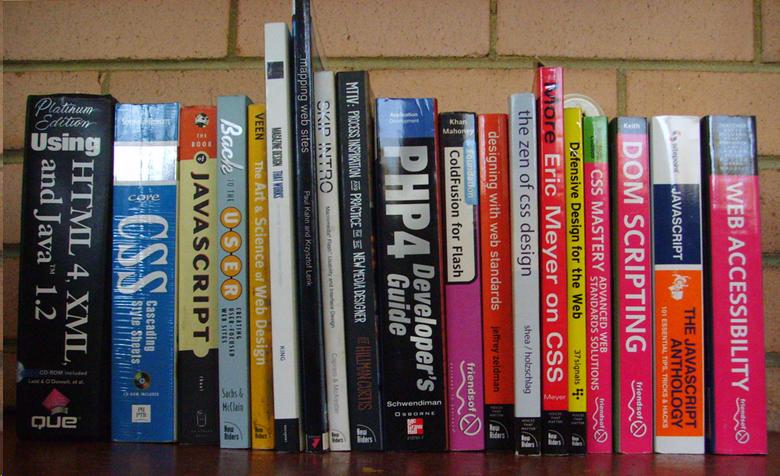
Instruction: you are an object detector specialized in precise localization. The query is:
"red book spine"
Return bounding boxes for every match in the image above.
[478,114,515,450]
[535,66,569,454]
[610,117,652,453]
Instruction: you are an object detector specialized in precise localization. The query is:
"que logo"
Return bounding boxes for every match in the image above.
[32,389,78,430]
[220,207,243,300]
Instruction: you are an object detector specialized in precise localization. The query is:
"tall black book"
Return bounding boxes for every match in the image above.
[16,94,115,439]
[292,0,329,452]
[375,98,447,451]
[336,71,384,451]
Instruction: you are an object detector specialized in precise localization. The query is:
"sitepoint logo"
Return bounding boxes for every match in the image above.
[31,389,78,430]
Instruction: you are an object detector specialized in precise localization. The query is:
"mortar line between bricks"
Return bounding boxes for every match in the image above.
[489,0,497,59]
[6,56,780,73]
[3,150,23,164]
[100,71,111,95]
[767,352,780,368]
[755,0,763,63]
[227,0,239,58]
[617,69,627,116]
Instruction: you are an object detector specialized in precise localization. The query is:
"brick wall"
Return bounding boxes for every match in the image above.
[2,0,779,430]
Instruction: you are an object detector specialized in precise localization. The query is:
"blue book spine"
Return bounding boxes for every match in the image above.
[217,95,252,448]
[111,103,179,442]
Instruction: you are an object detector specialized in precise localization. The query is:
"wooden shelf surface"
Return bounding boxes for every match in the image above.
[2,413,775,475]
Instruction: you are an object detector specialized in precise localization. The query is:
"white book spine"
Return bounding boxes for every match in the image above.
[265,22,302,451]
[509,93,542,454]
[314,71,351,451]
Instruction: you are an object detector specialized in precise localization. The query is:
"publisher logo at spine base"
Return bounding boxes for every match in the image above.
[407,418,424,436]
[220,207,244,300]
[734,397,750,444]
[628,380,647,438]
[32,389,78,430]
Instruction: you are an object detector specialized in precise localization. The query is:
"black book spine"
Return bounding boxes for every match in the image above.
[16,94,115,439]
[292,0,329,452]
[336,71,384,451]
[375,98,447,451]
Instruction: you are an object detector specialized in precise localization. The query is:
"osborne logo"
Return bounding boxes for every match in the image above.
[31,389,78,430]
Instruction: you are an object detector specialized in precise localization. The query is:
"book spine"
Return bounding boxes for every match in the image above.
[375,98,447,451]
[441,112,485,451]
[336,71,384,451]
[651,116,705,454]
[509,93,542,455]
[111,103,179,442]
[217,95,252,448]
[583,116,612,453]
[564,108,586,454]
[702,116,766,455]
[478,113,514,450]
[265,22,302,452]
[315,71,351,451]
[16,94,114,439]
[248,104,274,449]
[177,106,220,444]
[292,1,329,452]
[535,66,569,454]
[609,117,653,454]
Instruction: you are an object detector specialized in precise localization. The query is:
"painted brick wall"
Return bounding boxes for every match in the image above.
[2,0,779,430]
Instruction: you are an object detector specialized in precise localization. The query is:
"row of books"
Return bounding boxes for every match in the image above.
[14,5,766,457]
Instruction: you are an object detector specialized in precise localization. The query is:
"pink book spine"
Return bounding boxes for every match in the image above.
[442,112,485,451]
[704,116,766,454]
[584,117,612,453]
[611,118,652,454]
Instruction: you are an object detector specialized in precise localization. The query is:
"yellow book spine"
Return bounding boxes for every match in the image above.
[247,104,274,449]
[565,108,587,423]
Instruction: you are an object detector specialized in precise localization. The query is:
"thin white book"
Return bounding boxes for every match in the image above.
[264,22,303,452]
[508,93,542,454]
[314,71,351,451]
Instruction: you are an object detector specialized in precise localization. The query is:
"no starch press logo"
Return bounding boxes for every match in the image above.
[31,388,78,430]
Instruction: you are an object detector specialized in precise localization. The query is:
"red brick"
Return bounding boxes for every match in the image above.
[368,68,618,117]
[4,0,230,61]
[236,0,491,58]
[108,70,263,107]
[761,168,780,253]
[497,0,754,61]
[3,72,103,150]
[4,163,22,245]
[3,257,18,342]
[626,71,780,155]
